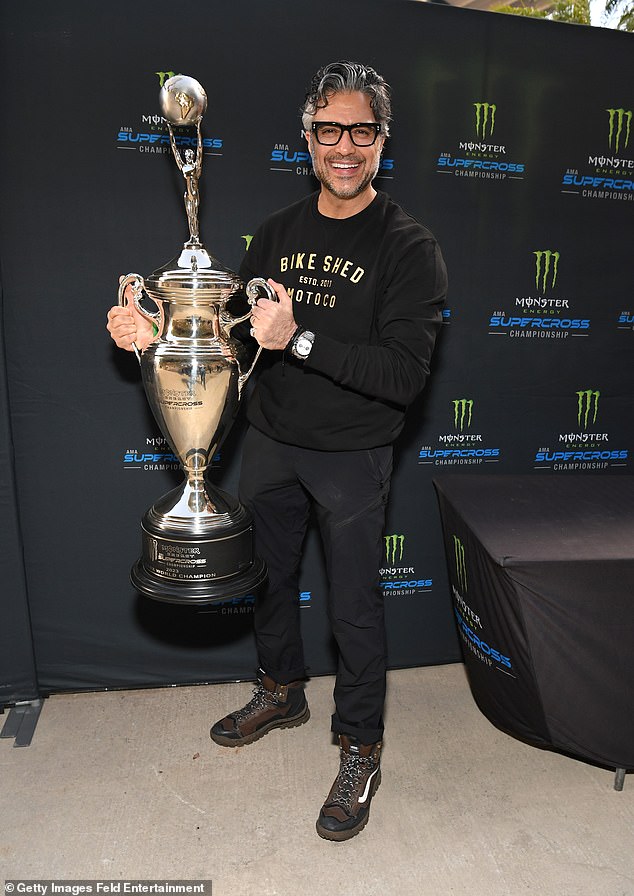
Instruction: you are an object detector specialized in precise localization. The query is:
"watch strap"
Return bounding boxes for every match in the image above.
[284,325,300,354]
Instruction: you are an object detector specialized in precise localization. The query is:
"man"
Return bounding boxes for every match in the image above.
[107,60,447,842]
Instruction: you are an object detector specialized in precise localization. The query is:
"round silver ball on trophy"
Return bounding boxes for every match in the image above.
[116,75,275,604]
[159,75,207,126]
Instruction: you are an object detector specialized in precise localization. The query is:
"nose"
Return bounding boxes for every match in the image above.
[337,129,357,153]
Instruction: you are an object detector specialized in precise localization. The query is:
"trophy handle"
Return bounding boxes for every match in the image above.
[223,277,279,393]
[117,273,164,362]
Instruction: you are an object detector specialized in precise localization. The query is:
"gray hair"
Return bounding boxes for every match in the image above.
[301,61,392,137]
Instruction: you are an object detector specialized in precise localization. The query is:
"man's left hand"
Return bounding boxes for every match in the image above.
[250,278,298,350]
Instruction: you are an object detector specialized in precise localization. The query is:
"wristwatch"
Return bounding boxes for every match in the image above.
[290,328,315,361]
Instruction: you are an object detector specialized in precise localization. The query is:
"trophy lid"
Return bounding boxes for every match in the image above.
[145,242,242,302]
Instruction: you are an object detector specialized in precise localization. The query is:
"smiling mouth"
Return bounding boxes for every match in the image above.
[330,160,361,172]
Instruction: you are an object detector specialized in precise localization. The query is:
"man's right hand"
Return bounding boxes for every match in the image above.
[106,280,156,352]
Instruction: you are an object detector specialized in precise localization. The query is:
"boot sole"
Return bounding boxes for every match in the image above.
[316,769,381,842]
[210,705,310,747]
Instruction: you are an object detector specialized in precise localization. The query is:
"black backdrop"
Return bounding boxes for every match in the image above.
[1,0,632,702]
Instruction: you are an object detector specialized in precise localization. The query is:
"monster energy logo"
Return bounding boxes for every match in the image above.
[534,250,560,292]
[576,390,600,429]
[453,535,467,593]
[607,108,632,153]
[453,399,473,432]
[156,71,179,86]
[474,103,496,138]
[242,234,254,251]
[385,534,405,565]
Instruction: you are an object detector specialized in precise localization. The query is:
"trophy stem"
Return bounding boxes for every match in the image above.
[186,474,216,514]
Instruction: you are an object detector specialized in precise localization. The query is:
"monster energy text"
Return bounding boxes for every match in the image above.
[459,142,506,156]
[588,156,634,170]
[515,298,569,312]
[453,590,481,629]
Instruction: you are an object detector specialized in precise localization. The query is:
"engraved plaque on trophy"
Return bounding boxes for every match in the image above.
[117,75,274,604]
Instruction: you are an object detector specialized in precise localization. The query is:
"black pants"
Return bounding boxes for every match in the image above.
[239,426,393,744]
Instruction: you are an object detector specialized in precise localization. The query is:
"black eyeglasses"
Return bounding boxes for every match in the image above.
[311,122,382,147]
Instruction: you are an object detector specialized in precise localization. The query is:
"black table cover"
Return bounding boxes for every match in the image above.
[434,475,634,770]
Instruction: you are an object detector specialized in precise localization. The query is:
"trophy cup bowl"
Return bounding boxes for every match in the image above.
[117,76,275,604]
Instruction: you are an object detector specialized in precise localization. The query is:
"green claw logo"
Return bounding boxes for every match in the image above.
[155,71,178,87]
[607,108,632,153]
[474,102,496,138]
[385,534,405,565]
[241,234,254,251]
[534,250,560,292]
[576,390,600,429]
[453,399,473,432]
[453,535,467,593]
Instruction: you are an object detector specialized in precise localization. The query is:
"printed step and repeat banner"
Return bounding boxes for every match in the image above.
[0,0,632,697]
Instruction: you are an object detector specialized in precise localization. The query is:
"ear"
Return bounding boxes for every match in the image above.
[304,130,314,159]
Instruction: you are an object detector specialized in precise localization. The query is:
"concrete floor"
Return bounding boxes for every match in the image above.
[1,664,632,895]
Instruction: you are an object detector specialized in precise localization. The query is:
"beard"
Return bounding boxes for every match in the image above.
[311,151,381,201]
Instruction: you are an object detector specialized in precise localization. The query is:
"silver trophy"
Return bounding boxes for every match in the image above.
[117,75,274,604]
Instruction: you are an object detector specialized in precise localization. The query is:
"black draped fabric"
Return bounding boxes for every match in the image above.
[435,475,634,768]
[0,280,39,703]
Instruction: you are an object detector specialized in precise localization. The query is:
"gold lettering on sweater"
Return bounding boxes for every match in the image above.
[286,287,337,308]
[280,253,317,271]
[279,253,365,284]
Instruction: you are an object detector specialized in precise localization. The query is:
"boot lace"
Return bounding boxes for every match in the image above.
[328,751,376,812]
[233,682,277,725]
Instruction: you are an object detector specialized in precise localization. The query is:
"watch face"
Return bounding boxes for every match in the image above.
[293,331,314,358]
[297,336,312,356]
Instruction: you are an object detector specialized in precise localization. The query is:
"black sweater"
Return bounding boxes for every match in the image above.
[239,190,447,450]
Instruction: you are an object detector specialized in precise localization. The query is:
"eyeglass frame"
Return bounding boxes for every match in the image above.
[310,121,383,147]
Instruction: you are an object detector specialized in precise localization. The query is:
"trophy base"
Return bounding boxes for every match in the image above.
[131,483,267,605]
[130,555,266,605]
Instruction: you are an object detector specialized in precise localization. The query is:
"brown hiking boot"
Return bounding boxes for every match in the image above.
[316,735,382,841]
[210,673,309,747]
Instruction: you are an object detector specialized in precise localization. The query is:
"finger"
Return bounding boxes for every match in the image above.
[111,323,137,339]
[267,278,292,308]
[107,306,133,325]
[107,309,135,330]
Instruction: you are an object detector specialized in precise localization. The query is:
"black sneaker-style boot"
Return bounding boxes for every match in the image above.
[316,735,382,841]
[210,673,309,747]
